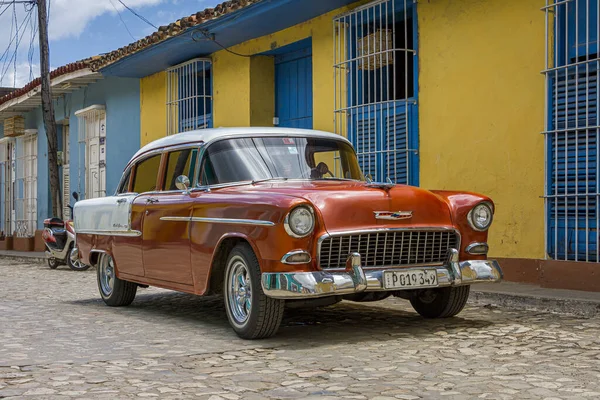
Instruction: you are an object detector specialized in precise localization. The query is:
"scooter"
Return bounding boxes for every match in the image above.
[42,191,90,271]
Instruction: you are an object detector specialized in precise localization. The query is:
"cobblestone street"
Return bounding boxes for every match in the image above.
[1,259,600,399]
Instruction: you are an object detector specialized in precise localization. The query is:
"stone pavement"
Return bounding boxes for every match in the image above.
[1,259,600,399]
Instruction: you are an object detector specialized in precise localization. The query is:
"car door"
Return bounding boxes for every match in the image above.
[140,148,197,285]
[111,166,145,277]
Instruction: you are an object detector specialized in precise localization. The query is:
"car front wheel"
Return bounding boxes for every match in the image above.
[224,243,284,339]
[410,285,470,318]
[97,253,137,307]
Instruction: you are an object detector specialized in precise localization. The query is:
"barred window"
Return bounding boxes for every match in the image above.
[544,0,599,262]
[166,58,213,135]
[334,0,418,185]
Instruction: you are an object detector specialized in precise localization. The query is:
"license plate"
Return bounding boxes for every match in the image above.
[383,269,438,289]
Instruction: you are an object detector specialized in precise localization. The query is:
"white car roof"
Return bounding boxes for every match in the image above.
[131,127,352,161]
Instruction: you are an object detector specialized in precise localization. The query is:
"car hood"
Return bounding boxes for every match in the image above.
[228,180,454,233]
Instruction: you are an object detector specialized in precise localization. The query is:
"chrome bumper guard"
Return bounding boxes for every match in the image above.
[261,249,502,299]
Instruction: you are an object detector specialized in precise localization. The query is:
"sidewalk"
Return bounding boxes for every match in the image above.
[0,250,47,263]
[470,282,600,318]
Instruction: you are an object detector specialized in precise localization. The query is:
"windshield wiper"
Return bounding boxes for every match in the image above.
[251,177,288,185]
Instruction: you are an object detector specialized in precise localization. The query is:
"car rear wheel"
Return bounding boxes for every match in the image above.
[97,253,137,306]
[224,243,284,339]
[410,285,470,318]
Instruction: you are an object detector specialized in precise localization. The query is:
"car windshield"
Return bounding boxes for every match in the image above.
[199,137,364,186]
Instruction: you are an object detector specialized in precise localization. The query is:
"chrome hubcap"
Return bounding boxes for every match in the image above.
[99,254,115,296]
[227,256,252,324]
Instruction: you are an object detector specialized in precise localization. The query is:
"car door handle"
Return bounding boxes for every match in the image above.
[116,198,127,204]
[146,197,159,204]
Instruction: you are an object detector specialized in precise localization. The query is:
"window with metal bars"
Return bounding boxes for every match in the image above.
[334,0,418,185]
[166,58,212,135]
[544,0,599,262]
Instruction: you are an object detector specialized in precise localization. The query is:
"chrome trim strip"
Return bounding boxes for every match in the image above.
[262,251,503,299]
[195,217,274,226]
[465,242,489,255]
[281,250,312,265]
[77,229,142,237]
[160,216,192,222]
[316,227,462,268]
[160,216,275,226]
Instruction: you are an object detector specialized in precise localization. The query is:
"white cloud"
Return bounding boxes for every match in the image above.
[48,0,164,41]
[0,62,40,88]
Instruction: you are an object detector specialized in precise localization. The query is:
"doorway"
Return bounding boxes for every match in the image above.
[274,40,313,129]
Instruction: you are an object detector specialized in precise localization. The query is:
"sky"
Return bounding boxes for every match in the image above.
[0,0,221,88]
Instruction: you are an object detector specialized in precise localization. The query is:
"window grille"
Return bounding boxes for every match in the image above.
[75,105,107,199]
[166,58,212,135]
[15,132,37,237]
[333,0,418,184]
[544,0,599,262]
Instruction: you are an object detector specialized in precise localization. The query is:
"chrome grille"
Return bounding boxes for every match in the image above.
[319,230,460,269]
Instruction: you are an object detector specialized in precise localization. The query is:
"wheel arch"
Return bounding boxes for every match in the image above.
[206,233,261,295]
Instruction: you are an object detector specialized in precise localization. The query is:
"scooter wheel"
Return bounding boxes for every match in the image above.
[47,257,60,269]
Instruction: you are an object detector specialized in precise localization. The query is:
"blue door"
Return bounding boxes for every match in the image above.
[275,45,313,129]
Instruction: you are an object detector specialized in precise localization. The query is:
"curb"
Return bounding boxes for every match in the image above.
[469,290,600,319]
[0,254,47,264]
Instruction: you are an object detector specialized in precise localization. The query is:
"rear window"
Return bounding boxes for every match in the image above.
[132,154,161,193]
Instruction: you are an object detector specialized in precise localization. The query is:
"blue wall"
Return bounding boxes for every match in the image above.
[19,76,140,228]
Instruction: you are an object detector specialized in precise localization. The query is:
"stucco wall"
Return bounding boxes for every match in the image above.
[417,0,546,259]
[23,76,140,227]
[211,5,354,132]
[136,0,546,260]
[140,1,367,141]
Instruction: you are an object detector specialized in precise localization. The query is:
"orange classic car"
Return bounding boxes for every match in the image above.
[74,127,502,339]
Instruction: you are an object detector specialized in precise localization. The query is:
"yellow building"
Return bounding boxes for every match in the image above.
[93,0,599,291]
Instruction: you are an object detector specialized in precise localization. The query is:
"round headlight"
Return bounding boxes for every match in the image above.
[284,206,315,238]
[468,202,493,231]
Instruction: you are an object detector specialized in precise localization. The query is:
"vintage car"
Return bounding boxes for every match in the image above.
[74,127,502,339]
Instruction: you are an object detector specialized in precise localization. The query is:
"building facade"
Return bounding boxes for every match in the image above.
[0,0,597,290]
[0,64,140,250]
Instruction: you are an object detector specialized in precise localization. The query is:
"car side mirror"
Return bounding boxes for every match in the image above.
[175,175,191,193]
[72,191,79,201]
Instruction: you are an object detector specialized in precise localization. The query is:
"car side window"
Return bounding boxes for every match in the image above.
[199,155,217,186]
[117,168,132,194]
[163,148,196,191]
[132,154,161,193]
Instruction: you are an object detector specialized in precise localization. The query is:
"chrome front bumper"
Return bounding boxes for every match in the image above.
[261,249,502,299]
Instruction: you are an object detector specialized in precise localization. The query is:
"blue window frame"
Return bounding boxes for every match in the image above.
[166,59,213,135]
[333,0,418,185]
[546,0,599,262]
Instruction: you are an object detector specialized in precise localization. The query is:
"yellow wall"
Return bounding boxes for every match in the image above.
[139,0,547,260]
[140,71,167,146]
[418,0,546,259]
[211,2,368,131]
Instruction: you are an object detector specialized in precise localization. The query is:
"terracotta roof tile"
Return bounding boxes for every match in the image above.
[0,0,259,109]
[0,59,92,107]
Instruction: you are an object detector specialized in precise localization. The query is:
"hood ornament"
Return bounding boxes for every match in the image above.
[374,211,413,220]
[365,175,396,191]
